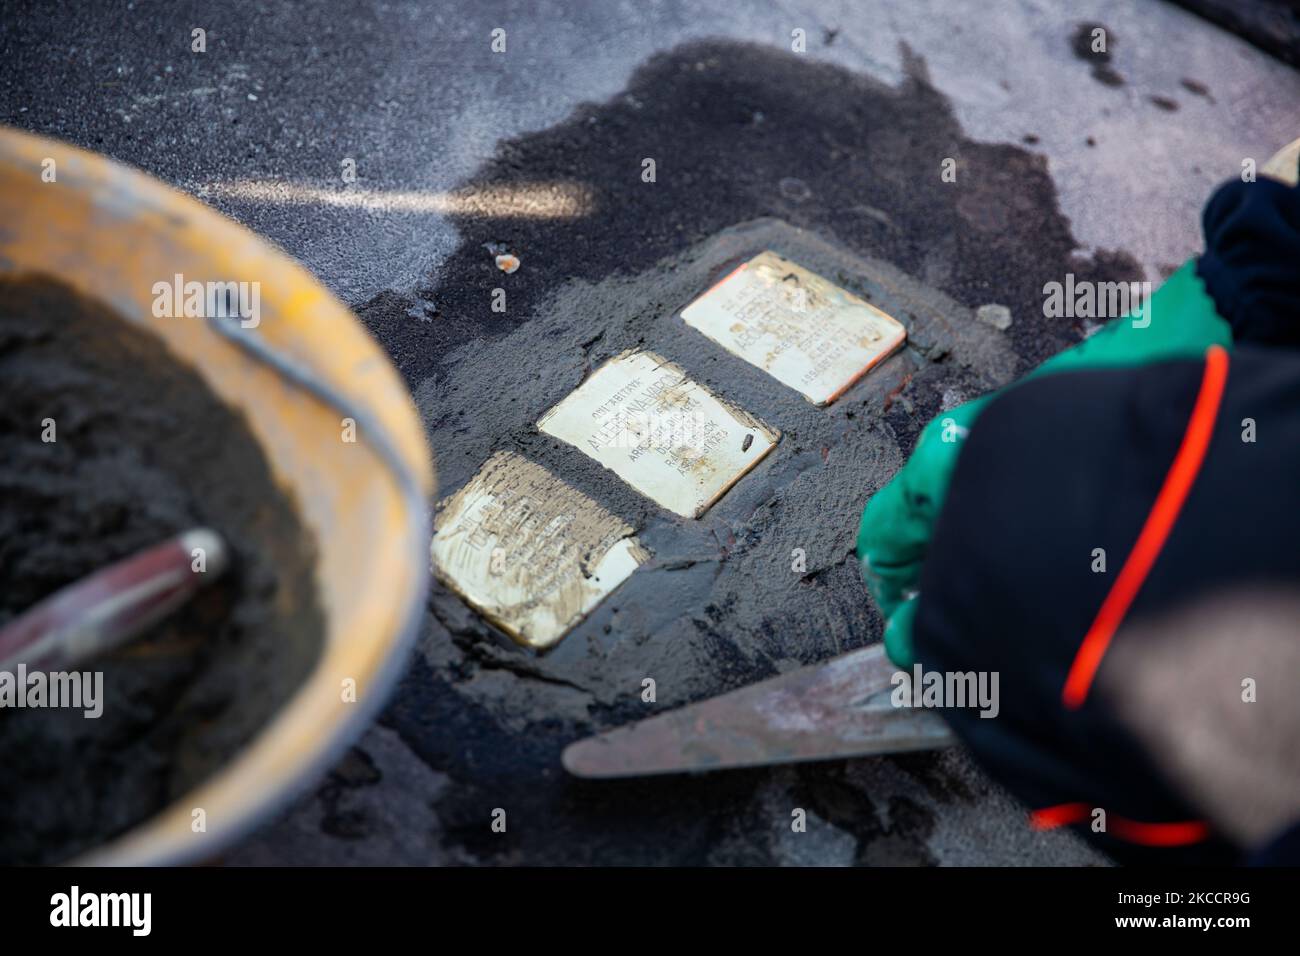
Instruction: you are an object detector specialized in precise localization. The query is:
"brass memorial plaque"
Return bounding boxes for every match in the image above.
[537,350,778,518]
[430,451,646,649]
[680,251,906,405]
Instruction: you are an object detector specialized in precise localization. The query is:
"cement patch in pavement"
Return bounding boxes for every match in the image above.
[680,251,907,405]
[430,451,647,650]
[413,214,1020,721]
[538,350,779,518]
[393,213,1026,865]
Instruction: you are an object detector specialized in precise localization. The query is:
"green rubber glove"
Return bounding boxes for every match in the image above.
[858,260,1233,667]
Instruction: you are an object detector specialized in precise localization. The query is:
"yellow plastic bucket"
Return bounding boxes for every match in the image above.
[0,127,433,865]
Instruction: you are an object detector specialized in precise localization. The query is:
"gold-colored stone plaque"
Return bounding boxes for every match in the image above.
[537,350,778,518]
[680,251,907,405]
[430,451,646,650]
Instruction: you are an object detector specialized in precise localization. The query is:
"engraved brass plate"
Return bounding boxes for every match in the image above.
[537,350,778,518]
[680,251,907,405]
[430,451,646,649]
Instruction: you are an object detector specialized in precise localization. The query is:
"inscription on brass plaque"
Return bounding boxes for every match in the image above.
[680,250,907,405]
[537,350,778,518]
[430,451,646,649]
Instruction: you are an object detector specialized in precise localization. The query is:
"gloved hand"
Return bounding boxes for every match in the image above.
[857,259,1232,667]
[859,139,1300,670]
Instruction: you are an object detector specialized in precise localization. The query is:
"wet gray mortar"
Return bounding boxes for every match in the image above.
[418,218,1017,709]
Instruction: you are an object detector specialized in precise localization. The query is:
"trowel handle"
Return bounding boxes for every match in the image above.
[0,528,228,671]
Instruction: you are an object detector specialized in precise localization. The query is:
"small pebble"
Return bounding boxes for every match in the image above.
[495,253,520,274]
[778,177,811,202]
[976,303,1012,331]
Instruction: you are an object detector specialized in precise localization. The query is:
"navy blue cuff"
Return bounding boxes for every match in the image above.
[1196,177,1300,348]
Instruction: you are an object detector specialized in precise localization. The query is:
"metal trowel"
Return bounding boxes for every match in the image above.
[562,643,955,778]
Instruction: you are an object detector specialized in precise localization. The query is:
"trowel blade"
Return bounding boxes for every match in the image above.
[562,643,955,778]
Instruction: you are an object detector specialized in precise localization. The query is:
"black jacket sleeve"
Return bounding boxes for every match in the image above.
[1196,177,1300,348]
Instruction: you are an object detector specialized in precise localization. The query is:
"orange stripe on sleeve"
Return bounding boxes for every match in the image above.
[1029,804,1209,846]
[1062,345,1230,710]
